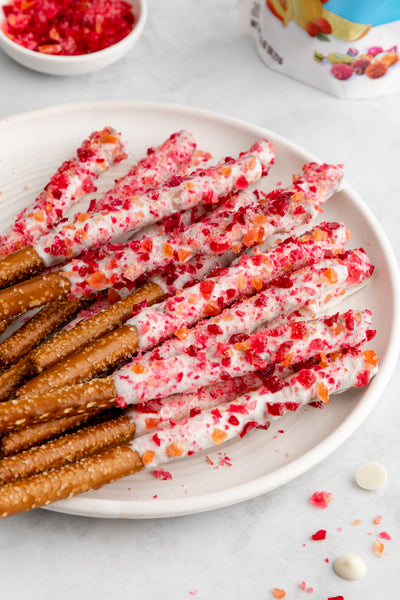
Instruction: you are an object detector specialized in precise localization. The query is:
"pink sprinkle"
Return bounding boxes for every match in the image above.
[309,491,333,509]
[337,527,343,532]
[189,591,197,596]
[152,494,158,498]
[300,581,306,590]
[115,396,128,409]
[379,531,391,540]
[306,588,314,594]
[205,455,214,466]
[152,469,172,481]
[325,558,329,563]
[278,429,285,433]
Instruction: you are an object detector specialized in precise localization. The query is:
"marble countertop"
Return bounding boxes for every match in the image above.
[0,1,399,598]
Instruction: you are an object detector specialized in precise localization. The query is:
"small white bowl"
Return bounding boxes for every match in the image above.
[0,0,147,75]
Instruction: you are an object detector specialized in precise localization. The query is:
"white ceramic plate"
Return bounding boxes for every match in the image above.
[0,101,399,518]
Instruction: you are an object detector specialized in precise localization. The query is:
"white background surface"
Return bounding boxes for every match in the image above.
[0,1,399,598]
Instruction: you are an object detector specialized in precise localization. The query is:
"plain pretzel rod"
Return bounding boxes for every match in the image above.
[0,347,377,518]
[16,222,350,396]
[0,127,127,260]
[0,250,373,431]
[0,296,93,369]
[0,139,270,291]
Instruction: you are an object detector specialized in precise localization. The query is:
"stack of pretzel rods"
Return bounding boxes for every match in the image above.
[0,129,379,518]
[0,160,341,395]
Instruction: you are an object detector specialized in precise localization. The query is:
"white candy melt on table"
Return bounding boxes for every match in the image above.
[355,462,388,491]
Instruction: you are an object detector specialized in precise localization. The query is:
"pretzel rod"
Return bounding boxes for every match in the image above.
[91,130,197,212]
[17,222,349,396]
[22,281,163,378]
[0,357,31,401]
[114,310,374,405]
[58,160,340,300]
[0,272,74,318]
[0,378,118,433]
[0,408,112,456]
[127,249,374,366]
[0,414,136,485]
[0,444,143,519]
[0,316,16,336]
[0,127,127,260]
[131,347,378,468]
[0,296,92,369]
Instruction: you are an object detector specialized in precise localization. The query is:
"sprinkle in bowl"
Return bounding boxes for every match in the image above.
[0,0,147,76]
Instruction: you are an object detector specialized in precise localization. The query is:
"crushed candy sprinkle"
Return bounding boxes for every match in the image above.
[309,490,333,509]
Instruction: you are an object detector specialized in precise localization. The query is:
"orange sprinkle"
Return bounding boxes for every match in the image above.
[86,271,108,289]
[243,226,264,247]
[178,248,192,263]
[34,210,45,222]
[101,133,119,144]
[232,243,243,254]
[374,539,384,557]
[282,352,293,367]
[166,441,185,457]
[142,450,155,465]
[211,428,228,445]
[131,363,149,375]
[220,165,232,177]
[234,340,251,351]
[174,327,189,340]
[299,234,311,243]
[272,589,286,599]
[76,212,91,222]
[253,214,268,225]
[316,382,329,404]
[330,323,344,336]
[188,294,199,305]
[145,418,160,431]
[237,274,247,290]
[363,349,379,367]
[185,181,195,190]
[373,515,382,525]
[204,302,221,317]
[291,191,304,202]
[251,275,263,291]
[246,156,257,170]
[352,519,361,526]
[312,227,328,241]
[163,242,174,258]
[324,267,338,284]
[45,202,54,212]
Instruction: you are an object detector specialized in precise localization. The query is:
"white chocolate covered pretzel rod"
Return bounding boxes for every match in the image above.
[132,347,379,467]
[91,130,197,212]
[114,309,374,404]
[0,127,127,259]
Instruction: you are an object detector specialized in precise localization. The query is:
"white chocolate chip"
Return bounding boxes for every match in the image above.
[355,462,387,491]
[333,554,367,581]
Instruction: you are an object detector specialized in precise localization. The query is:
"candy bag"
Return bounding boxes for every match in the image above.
[246,0,400,98]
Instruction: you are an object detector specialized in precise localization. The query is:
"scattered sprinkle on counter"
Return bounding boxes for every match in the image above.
[355,462,387,490]
[1,0,135,55]
[374,539,384,557]
[272,588,286,599]
[311,529,327,541]
[309,490,333,509]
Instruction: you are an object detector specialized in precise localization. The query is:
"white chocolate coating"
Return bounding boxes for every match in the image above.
[333,554,368,581]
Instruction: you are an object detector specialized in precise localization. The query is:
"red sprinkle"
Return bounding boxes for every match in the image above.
[152,469,172,481]
[311,529,327,541]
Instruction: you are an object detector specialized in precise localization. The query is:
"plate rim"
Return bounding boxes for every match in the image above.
[1,100,399,519]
